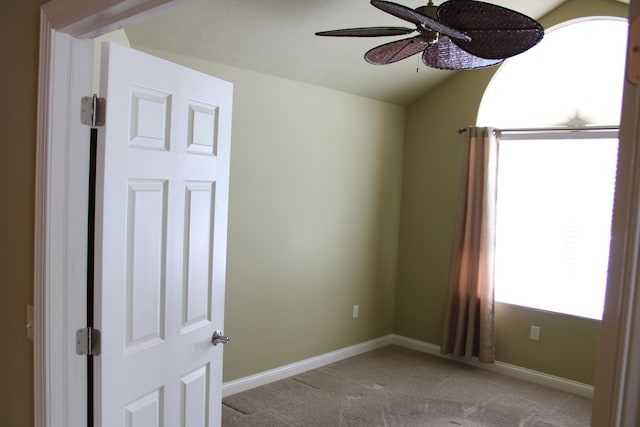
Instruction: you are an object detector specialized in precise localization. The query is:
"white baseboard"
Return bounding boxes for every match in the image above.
[391,334,594,399]
[222,334,394,397]
[222,333,593,399]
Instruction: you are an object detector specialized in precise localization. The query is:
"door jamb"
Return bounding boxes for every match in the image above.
[591,2,640,424]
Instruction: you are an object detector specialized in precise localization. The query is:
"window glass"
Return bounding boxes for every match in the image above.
[494,138,618,319]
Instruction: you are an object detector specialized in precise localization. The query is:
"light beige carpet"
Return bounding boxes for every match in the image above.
[222,345,591,426]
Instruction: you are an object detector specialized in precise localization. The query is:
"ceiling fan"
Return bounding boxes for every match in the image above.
[316,0,544,70]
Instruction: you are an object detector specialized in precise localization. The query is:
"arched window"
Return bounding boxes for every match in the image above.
[477,17,627,320]
[478,17,627,128]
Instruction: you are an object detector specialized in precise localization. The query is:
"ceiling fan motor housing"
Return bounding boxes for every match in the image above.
[415,4,438,19]
[414,4,439,43]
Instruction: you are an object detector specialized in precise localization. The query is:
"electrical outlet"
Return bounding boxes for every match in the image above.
[353,304,359,319]
[529,325,540,341]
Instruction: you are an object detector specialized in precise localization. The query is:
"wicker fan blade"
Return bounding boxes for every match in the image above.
[371,0,470,41]
[422,38,504,70]
[316,27,416,37]
[437,0,544,59]
[365,35,428,65]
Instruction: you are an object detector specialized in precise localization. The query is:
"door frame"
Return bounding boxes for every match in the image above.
[35,0,640,426]
[35,1,194,426]
[591,1,640,424]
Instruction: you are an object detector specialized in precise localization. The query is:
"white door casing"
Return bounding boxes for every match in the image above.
[94,42,232,426]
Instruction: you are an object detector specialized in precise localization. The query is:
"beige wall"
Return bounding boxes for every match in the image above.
[394,0,628,385]
[0,0,48,425]
[128,49,406,381]
[495,303,600,382]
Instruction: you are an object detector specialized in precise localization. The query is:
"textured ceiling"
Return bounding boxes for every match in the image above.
[125,0,567,106]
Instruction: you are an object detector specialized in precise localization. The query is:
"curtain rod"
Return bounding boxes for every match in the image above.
[457,125,619,134]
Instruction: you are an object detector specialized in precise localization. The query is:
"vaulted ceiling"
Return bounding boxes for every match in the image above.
[126,0,569,105]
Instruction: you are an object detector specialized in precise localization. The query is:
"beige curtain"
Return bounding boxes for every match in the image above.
[441,127,499,363]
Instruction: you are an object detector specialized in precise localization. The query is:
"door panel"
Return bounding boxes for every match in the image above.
[183,181,215,331]
[95,42,232,427]
[126,179,167,352]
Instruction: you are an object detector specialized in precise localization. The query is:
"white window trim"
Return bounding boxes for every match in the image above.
[497,126,619,140]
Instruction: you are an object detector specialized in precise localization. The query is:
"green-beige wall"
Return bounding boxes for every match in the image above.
[394,0,628,385]
[0,0,48,425]
[0,0,628,424]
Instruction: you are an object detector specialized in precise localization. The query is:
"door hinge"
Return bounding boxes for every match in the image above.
[628,15,640,85]
[76,327,101,356]
[81,94,106,128]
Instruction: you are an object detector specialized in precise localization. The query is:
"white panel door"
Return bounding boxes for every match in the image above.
[94,42,232,427]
